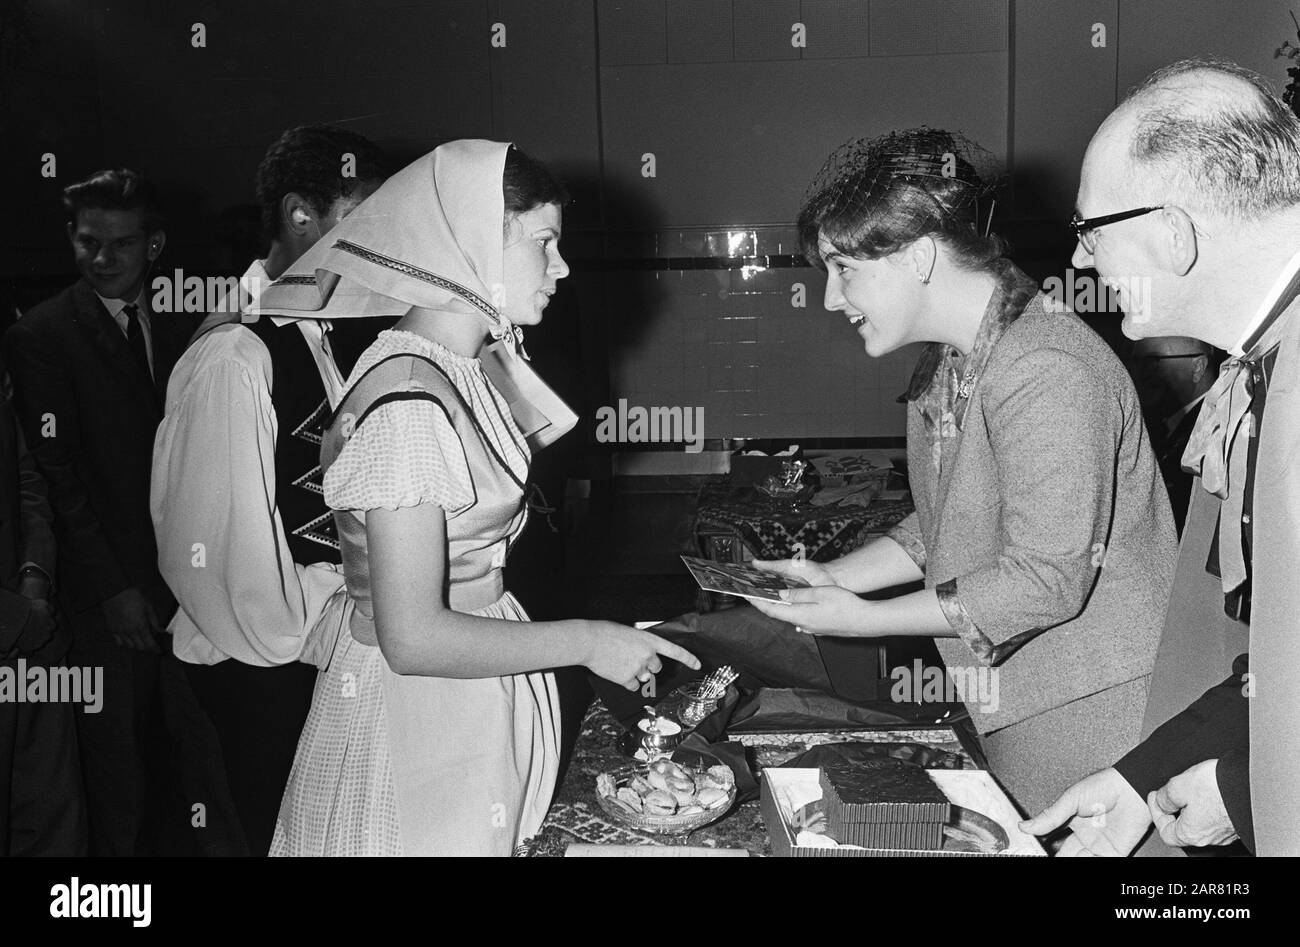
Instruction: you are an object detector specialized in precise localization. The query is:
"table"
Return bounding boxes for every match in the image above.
[691,478,919,687]
[692,477,914,569]
[529,700,974,856]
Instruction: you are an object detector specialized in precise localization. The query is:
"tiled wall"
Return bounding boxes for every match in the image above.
[606,226,919,440]
[597,0,1009,231]
[9,0,1296,438]
[597,0,1007,438]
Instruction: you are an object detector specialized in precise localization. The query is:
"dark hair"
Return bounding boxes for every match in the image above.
[255,124,388,240]
[63,168,164,233]
[503,146,569,216]
[1122,58,1300,220]
[798,128,1006,272]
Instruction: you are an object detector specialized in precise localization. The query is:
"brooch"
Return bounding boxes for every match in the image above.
[956,367,978,400]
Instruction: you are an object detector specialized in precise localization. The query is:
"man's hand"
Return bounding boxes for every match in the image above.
[102,586,161,652]
[18,569,51,602]
[1020,767,1152,856]
[748,585,872,636]
[14,598,58,656]
[1148,759,1238,848]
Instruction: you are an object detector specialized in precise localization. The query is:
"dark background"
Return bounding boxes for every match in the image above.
[3,0,1295,616]
[2,0,1294,442]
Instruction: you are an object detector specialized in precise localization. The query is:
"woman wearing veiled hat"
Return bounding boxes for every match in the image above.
[750,129,1177,821]
[257,140,697,856]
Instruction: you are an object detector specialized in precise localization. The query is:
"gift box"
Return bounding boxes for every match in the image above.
[819,759,949,850]
[761,768,1047,857]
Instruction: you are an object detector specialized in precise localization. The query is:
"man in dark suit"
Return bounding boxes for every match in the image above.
[1024,58,1300,856]
[2,168,192,855]
[0,396,85,854]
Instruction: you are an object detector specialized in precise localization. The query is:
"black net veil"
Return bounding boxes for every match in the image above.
[798,127,1007,269]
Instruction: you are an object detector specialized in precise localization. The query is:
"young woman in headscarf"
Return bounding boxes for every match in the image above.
[749,129,1177,817]
[256,140,698,856]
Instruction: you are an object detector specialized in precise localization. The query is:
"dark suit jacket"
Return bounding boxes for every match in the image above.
[1116,652,1251,850]
[0,398,57,656]
[1121,295,1300,857]
[1152,406,1200,534]
[1,279,190,621]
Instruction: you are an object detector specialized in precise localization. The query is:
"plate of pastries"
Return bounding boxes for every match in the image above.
[595,758,737,835]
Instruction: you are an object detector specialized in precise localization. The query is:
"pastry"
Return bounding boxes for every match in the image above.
[697,787,730,810]
[668,787,696,808]
[667,775,695,794]
[707,765,735,790]
[643,790,677,815]
[609,795,640,815]
[616,787,644,811]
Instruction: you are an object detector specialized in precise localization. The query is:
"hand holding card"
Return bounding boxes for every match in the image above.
[680,554,811,605]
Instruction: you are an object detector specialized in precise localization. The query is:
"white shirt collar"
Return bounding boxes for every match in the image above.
[94,287,147,320]
[1230,245,1300,356]
[233,259,271,316]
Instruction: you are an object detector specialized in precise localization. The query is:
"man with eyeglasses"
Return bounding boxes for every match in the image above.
[1022,58,1300,857]
[1126,337,1222,534]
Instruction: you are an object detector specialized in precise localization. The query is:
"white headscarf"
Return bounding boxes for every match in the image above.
[253,139,523,352]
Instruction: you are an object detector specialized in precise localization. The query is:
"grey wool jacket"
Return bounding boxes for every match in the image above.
[887,289,1177,734]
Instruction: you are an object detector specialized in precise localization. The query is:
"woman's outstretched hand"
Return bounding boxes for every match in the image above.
[749,585,873,637]
[582,622,701,691]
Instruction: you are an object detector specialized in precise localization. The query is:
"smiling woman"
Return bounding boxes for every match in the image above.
[798,130,1007,359]
[747,127,1179,818]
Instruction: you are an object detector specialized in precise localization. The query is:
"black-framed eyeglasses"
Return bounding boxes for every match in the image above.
[1070,206,1164,254]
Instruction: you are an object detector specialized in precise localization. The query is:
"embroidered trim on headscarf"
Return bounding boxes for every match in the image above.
[334,239,500,322]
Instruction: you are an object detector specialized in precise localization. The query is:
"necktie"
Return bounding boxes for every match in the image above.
[122,303,152,380]
[1182,278,1300,594]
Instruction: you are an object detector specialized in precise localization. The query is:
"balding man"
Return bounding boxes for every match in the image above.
[1022,58,1300,857]
[1126,336,1221,533]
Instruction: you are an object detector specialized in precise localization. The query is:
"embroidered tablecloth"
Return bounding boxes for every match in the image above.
[693,478,914,563]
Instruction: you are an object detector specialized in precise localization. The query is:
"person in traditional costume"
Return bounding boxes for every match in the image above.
[150,125,387,855]
[259,139,697,856]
